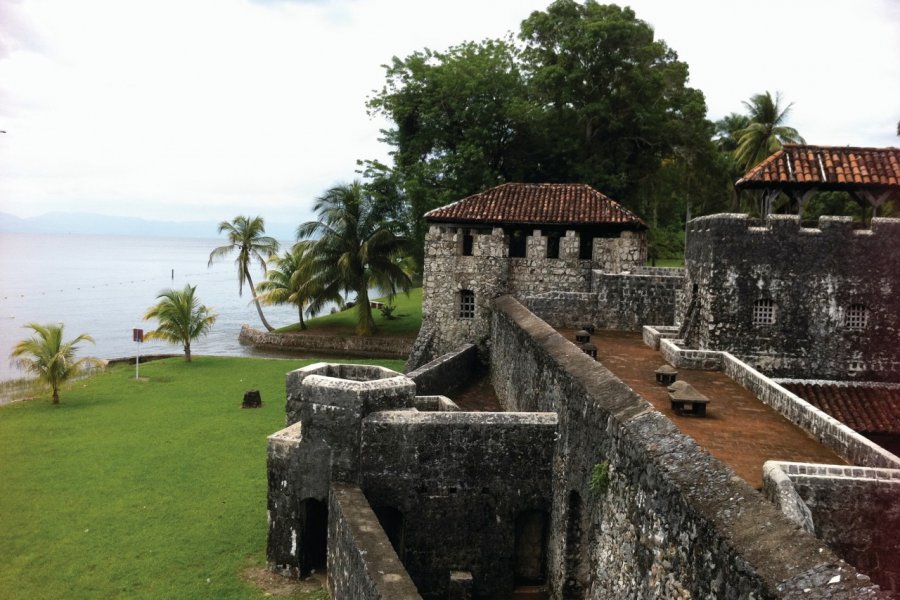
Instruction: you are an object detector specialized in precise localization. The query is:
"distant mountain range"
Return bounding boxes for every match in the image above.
[0,211,297,240]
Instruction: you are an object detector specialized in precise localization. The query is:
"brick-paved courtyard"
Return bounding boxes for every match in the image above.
[559,329,846,489]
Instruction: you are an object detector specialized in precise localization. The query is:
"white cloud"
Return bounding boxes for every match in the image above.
[0,0,897,224]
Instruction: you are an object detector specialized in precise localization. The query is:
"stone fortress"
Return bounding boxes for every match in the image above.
[266,148,900,599]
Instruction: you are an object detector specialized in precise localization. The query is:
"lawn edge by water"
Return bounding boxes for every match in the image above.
[276,288,422,336]
[0,355,404,599]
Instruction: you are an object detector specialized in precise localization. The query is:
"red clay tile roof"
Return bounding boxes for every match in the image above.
[781,382,900,435]
[424,183,646,228]
[736,145,900,190]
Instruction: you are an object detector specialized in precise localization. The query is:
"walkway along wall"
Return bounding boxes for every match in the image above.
[489,295,886,598]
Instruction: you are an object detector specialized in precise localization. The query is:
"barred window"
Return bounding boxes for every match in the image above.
[459,289,475,319]
[844,304,868,329]
[752,298,776,325]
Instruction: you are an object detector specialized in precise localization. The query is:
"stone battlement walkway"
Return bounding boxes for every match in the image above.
[559,329,846,489]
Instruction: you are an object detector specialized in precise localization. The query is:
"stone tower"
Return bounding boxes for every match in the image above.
[409,182,648,367]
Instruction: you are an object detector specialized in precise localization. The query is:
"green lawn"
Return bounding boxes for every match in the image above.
[647,258,685,268]
[0,356,404,599]
[277,288,422,337]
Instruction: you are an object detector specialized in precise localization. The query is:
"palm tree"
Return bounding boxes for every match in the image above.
[734,91,805,172]
[10,323,104,404]
[256,242,339,330]
[143,284,217,362]
[208,215,280,332]
[297,181,413,336]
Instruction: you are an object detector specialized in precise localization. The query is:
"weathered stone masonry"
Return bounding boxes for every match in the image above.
[267,360,557,599]
[413,224,649,366]
[490,295,885,599]
[763,462,900,596]
[681,214,900,381]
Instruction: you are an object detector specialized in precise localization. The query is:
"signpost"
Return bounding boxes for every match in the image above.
[133,328,144,379]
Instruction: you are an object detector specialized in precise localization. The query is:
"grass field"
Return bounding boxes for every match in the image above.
[0,355,404,599]
[276,288,422,336]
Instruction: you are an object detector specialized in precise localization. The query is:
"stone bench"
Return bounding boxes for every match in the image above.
[667,380,710,417]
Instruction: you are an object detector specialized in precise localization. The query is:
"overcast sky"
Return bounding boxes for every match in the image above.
[1,0,898,227]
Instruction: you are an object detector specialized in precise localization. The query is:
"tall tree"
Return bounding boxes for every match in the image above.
[366,39,532,269]
[367,1,728,269]
[143,284,217,362]
[519,0,717,203]
[734,91,805,172]
[297,182,412,336]
[208,215,280,332]
[256,242,338,330]
[10,323,103,404]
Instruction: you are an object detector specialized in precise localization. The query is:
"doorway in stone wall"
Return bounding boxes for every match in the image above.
[300,498,328,575]
[514,509,548,585]
[373,505,406,560]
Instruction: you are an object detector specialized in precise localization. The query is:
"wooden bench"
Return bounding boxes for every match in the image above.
[667,380,710,417]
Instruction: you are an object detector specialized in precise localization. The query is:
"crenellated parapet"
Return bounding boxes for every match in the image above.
[682,213,900,381]
[413,223,647,366]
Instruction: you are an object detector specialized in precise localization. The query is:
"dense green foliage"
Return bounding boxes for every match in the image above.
[733,91,804,174]
[209,216,280,332]
[255,242,331,331]
[277,287,423,337]
[366,0,735,265]
[0,356,403,599]
[297,182,413,336]
[143,284,218,362]
[9,322,103,404]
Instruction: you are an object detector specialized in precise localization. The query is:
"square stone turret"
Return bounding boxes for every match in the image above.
[409,182,648,368]
[267,363,416,576]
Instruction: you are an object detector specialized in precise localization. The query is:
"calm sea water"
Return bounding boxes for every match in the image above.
[0,232,332,382]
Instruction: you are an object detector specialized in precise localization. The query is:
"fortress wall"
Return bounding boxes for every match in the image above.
[763,462,900,596]
[359,411,556,600]
[490,295,885,599]
[524,270,683,332]
[522,291,599,330]
[683,214,900,381]
[723,355,900,469]
[327,483,423,600]
[406,343,479,396]
[411,225,648,367]
[592,270,684,331]
[413,227,509,367]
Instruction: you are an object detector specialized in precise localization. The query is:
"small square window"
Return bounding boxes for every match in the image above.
[752,299,776,325]
[844,304,868,329]
[459,289,475,319]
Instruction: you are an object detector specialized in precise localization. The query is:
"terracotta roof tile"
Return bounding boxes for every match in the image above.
[781,382,900,435]
[736,145,900,190]
[424,183,646,228]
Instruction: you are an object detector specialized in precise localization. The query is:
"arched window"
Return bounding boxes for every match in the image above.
[752,298,776,325]
[844,304,868,329]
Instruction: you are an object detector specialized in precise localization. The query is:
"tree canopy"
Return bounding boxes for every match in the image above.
[208,215,280,331]
[10,323,103,404]
[143,284,217,362]
[733,91,805,173]
[366,0,731,266]
[297,182,413,336]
